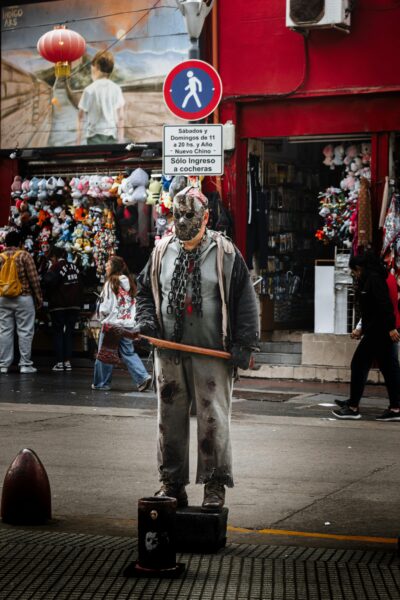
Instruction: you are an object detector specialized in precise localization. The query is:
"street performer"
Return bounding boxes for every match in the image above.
[135,186,259,511]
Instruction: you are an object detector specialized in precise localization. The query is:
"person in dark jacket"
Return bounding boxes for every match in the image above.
[135,186,259,511]
[42,247,82,371]
[333,251,400,421]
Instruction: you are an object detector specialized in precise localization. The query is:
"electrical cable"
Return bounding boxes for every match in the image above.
[1,4,177,33]
[7,32,186,52]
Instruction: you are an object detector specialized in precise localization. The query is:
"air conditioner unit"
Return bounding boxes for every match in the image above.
[286,0,351,32]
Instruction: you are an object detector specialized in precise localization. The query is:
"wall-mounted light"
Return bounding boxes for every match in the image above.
[126,142,148,151]
[175,1,215,59]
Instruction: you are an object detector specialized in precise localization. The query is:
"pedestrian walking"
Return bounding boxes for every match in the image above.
[0,230,43,373]
[333,251,400,421]
[42,246,82,371]
[92,256,151,392]
[135,186,259,510]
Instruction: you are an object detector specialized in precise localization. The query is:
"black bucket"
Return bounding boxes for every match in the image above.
[124,496,185,577]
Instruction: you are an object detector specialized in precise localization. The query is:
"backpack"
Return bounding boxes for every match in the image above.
[0,251,22,297]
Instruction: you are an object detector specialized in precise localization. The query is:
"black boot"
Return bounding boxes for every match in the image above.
[201,481,225,512]
[154,483,188,508]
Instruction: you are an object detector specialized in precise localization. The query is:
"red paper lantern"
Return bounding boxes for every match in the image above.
[37,25,86,78]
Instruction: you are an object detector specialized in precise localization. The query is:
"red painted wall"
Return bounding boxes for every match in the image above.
[218,0,400,98]
[0,159,18,228]
[216,0,400,253]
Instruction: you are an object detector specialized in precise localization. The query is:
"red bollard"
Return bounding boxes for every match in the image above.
[1,448,51,525]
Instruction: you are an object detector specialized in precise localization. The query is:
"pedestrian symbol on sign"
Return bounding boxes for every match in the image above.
[182,71,203,108]
[163,59,222,121]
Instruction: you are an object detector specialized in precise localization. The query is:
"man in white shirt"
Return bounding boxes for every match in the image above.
[77,51,125,145]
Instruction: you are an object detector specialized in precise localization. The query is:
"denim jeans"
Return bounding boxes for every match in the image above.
[93,330,149,388]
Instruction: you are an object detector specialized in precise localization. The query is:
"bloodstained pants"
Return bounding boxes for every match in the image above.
[154,350,234,488]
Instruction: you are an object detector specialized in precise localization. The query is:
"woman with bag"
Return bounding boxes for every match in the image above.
[92,256,151,392]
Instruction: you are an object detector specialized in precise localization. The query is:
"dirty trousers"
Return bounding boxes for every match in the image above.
[154,350,234,488]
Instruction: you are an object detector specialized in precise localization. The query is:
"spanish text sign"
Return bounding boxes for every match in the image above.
[163,125,224,176]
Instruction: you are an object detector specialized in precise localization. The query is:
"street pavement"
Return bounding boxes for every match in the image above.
[0,368,399,598]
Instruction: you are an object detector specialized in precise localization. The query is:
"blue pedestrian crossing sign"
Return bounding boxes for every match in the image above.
[163,59,223,121]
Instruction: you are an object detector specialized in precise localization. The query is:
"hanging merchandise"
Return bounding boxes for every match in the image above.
[315,142,371,250]
[5,173,120,281]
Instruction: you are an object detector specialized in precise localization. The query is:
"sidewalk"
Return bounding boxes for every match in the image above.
[0,527,399,599]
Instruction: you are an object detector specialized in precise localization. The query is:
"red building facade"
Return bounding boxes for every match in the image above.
[215,0,400,254]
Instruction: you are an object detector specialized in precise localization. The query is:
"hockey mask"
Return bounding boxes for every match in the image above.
[173,186,208,241]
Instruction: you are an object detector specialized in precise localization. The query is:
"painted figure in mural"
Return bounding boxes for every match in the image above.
[135,187,259,510]
[77,51,125,145]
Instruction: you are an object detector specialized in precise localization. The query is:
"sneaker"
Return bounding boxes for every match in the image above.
[334,398,350,408]
[202,481,225,512]
[0,367,8,374]
[154,483,188,508]
[91,384,111,391]
[332,407,361,420]
[64,362,72,371]
[20,366,37,374]
[52,362,64,371]
[376,409,400,422]
[138,376,152,392]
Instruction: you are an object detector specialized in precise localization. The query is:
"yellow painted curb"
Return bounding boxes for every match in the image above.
[227,525,397,545]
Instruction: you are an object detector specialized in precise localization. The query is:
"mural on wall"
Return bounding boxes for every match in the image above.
[1,0,189,149]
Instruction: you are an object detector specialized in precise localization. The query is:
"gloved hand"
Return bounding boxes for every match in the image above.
[230,345,253,370]
[135,321,159,339]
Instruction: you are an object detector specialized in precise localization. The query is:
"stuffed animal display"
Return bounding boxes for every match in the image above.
[1,171,205,280]
[316,143,371,251]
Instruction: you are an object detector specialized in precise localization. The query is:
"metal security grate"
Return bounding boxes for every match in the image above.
[0,529,399,599]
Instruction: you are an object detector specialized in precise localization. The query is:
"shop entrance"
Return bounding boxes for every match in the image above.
[246,136,371,339]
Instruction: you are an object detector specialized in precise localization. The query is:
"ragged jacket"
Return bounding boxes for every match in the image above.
[135,231,259,353]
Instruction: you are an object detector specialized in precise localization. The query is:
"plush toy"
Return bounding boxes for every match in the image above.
[126,168,149,204]
[21,179,30,200]
[100,176,114,197]
[146,177,162,205]
[11,176,23,198]
[120,177,135,205]
[38,208,51,227]
[46,176,57,194]
[361,143,371,165]
[322,145,334,168]
[344,145,358,166]
[37,178,48,202]
[333,145,345,167]
[28,177,39,199]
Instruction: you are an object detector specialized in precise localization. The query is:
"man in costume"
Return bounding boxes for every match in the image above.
[135,186,259,510]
